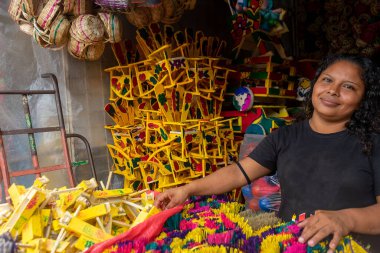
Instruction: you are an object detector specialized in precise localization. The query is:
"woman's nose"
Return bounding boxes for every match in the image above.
[327,83,340,96]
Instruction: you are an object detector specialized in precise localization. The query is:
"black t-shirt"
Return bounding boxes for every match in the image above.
[249,120,380,249]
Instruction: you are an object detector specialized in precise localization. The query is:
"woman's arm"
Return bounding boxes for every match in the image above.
[184,156,272,196]
[341,196,380,234]
[298,196,380,253]
[154,156,272,209]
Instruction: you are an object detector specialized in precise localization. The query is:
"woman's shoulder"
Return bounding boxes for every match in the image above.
[274,119,306,135]
[267,120,307,143]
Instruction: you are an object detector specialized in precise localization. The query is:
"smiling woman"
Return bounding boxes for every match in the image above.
[155,54,380,252]
[305,54,380,155]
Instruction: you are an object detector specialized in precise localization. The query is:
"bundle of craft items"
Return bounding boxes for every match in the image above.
[8,0,122,60]
[223,54,317,136]
[221,57,300,137]
[220,0,302,140]
[86,194,368,253]
[0,176,162,253]
[226,0,291,60]
[103,23,243,194]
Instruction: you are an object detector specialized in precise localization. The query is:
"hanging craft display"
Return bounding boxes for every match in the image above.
[7,0,123,61]
[227,0,291,60]
[93,0,197,27]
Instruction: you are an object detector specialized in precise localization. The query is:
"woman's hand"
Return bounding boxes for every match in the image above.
[297,210,353,253]
[154,186,190,210]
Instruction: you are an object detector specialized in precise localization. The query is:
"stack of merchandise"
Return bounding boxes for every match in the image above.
[104,24,241,194]
[0,177,368,252]
[87,195,368,253]
[0,176,159,253]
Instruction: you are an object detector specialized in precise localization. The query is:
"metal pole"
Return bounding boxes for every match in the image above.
[0,132,11,200]
[41,73,75,187]
[66,133,98,183]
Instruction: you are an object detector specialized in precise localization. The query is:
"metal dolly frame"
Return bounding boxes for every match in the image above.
[0,73,97,198]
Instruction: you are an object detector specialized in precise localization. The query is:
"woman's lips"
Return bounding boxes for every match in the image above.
[319,97,340,107]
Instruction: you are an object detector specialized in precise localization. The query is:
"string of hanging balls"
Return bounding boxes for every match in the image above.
[8,0,196,61]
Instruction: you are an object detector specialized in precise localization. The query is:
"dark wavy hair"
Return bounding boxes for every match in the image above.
[305,54,380,155]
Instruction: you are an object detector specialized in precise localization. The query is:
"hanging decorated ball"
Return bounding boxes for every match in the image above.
[242,184,254,202]
[232,86,254,111]
[259,196,272,212]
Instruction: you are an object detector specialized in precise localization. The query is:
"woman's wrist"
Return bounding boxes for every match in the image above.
[339,209,355,232]
[183,182,196,198]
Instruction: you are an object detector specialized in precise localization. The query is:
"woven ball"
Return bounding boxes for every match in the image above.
[98,12,122,43]
[36,0,62,29]
[8,0,23,21]
[68,36,87,59]
[63,0,75,14]
[161,0,176,17]
[72,0,93,16]
[150,4,164,23]
[70,14,105,44]
[68,36,105,61]
[49,15,71,46]
[125,7,152,28]
[161,0,183,24]
[85,42,105,61]
[33,1,48,18]
[22,0,42,16]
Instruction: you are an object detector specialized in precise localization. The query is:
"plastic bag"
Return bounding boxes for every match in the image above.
[243,176,281,212]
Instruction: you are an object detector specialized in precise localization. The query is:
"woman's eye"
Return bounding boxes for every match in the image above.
[321,77,332,82]
[343,84,355,90]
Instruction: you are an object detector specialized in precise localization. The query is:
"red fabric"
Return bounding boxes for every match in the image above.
[85,205,183,253]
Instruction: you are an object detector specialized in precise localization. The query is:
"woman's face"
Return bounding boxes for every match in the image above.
[311,60,365,122]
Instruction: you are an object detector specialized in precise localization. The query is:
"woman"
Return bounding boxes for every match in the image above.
[154,54,380,252]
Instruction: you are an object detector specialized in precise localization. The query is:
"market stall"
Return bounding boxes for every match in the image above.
[0,0,379,252]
